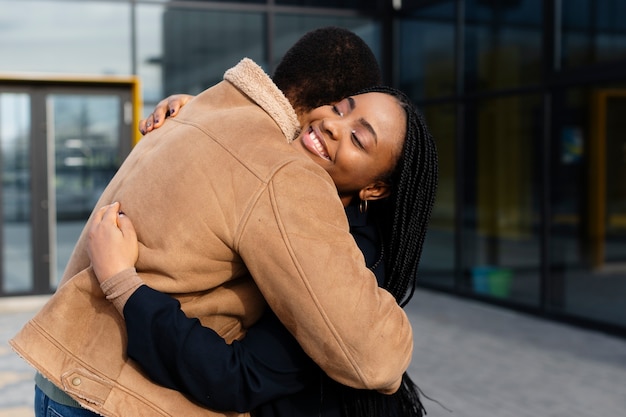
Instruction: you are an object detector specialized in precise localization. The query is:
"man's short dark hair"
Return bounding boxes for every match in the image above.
[273,27,382,114]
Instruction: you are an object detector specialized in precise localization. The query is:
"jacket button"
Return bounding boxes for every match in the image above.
[71,377,81,386]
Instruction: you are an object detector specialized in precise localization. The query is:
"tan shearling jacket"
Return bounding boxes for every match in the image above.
[11,58,413,417]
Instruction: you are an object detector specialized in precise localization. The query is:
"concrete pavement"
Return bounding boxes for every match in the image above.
[1,289,625,417]
[0,296,45,417]
[404,290,626,417]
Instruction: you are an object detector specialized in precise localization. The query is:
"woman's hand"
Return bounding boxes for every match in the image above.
[87,202,139,283]
[139,94,194,135]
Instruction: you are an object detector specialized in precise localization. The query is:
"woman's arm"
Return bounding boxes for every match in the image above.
[87,202,385,411]
[124,286,315,412]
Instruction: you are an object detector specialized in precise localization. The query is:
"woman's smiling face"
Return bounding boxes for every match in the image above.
[293,92,406,205]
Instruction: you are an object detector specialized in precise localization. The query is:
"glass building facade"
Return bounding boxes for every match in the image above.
[1,0,626,336]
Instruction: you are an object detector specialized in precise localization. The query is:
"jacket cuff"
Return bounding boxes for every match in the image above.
[99,268,143,315]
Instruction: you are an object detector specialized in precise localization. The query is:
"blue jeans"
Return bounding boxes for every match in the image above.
[34,385,99,417]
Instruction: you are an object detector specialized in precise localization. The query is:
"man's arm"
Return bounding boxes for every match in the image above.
[104,204,386,411]
[239,162,413,394]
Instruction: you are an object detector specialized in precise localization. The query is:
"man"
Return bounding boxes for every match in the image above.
[11,28,412,417]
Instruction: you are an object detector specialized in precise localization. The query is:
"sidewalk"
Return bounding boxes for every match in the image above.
[404,289,626,417]
[0,296,47,417]
[1,289,625,417]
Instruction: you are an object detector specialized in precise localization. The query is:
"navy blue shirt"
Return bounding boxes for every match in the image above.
[124,202,384,416]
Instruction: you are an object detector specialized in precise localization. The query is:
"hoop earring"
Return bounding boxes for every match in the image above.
[359,199,368,213]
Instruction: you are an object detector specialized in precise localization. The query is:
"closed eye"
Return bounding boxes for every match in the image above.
[332,105,343,117]
[351,130,364,150]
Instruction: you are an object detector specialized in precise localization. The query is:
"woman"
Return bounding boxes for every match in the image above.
[88,86,438,417]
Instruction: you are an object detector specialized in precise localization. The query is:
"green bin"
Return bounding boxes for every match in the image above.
[471,266,513,298]
[488,268,512,298]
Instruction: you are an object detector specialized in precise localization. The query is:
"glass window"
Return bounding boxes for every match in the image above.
[273,15,381,74]
[1,93,33,294]
[0,0,131,75]
[49,93,123,285]
[140,6,264,109]
[136,4,166,107]
[398,2,456,100]
[185,0,265,3]
[549,84,626,328]
[466,0,542,24]
[465,0,542,92]
[463,94,543,306]
[561,0,626,68]
[419,104,456,289]
[276,0,377,8]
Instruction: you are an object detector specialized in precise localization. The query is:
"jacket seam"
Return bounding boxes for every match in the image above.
[263,174,368,387]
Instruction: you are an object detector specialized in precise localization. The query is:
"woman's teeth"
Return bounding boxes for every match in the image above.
[309,130,329,159]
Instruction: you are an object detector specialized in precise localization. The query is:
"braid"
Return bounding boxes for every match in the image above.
[334,86,438,417]
[356,86,439,306]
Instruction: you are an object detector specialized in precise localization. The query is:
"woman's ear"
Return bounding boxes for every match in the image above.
[359,181,391,202]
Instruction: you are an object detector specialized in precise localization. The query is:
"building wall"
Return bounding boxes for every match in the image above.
[2,0,626,336]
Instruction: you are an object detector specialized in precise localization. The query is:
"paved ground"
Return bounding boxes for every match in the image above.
[1,289,625,417]
[0,296,46,417]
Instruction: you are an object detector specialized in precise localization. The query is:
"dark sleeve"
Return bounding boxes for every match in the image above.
[124,285,315,412]
[345,203,385,285]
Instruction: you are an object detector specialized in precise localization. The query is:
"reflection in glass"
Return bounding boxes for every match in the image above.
[161,8,264,96]
[550,85,626,328]
[465,0,542,91]
[0,1,130,75]
[136,4,166,107]
[1,93,33,293]
[419,104,456,289]
[465,95,542,305]
[49,94,121,285]
[273,15,381,73]
[562,0,626,68]
[276,0,376,8]
[399,3,456,100]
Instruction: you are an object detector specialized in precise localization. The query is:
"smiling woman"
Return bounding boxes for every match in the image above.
[295,92,406,207]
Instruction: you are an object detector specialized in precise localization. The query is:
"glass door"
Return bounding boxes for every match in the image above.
[0,92,33,293]
[589,90,626,270]
[48,91,132,287]
[0,80,136,295]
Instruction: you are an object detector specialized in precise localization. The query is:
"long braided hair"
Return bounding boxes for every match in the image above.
[362,86,439,308]
[337,86,439,417]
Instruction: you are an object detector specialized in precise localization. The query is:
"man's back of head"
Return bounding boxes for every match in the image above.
[273,26,382,115]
